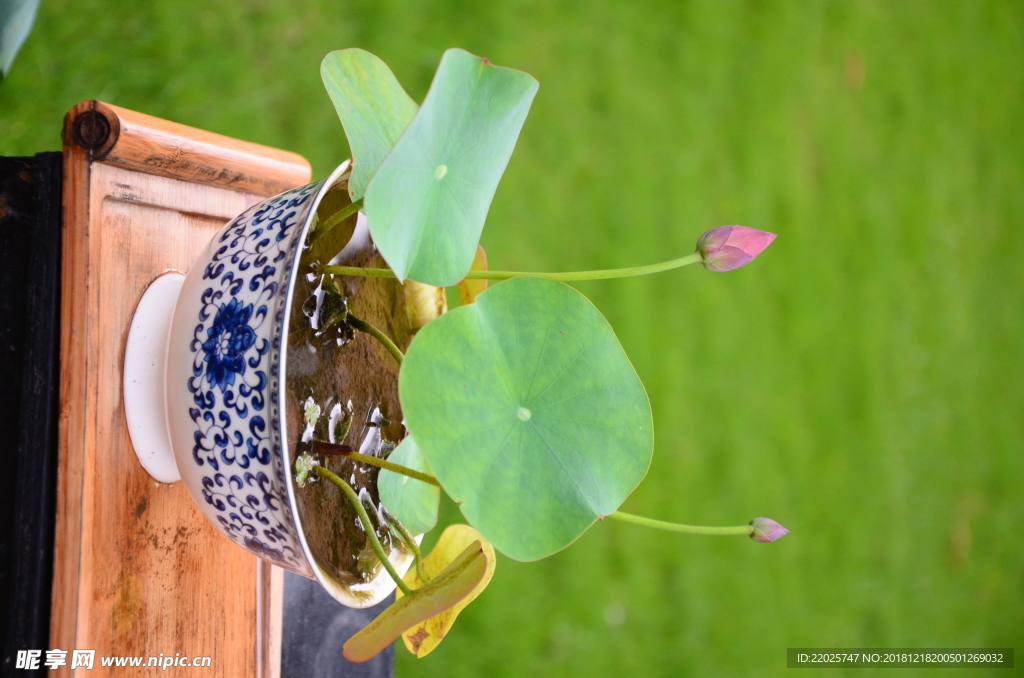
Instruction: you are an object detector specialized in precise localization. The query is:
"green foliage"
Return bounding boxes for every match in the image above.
[294,453,315,488]
[302,396,320,427]
[400,276,653,561]
[378,436,440,536]
[364,48,538,286]
[320,48,417,201]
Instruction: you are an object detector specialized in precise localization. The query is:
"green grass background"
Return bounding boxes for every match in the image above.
[3,1,1022,675]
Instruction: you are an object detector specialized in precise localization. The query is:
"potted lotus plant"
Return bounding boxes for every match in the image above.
[279,47,788,662]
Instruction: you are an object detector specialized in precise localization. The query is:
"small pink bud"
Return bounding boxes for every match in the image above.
[696,226,777,272]
[749,517,789,543]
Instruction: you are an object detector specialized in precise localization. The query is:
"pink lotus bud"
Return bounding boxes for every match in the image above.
[749,517,789,543]
[696,226,777,272]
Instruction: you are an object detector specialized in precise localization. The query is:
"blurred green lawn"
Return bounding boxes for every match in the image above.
[3,1,1022,675]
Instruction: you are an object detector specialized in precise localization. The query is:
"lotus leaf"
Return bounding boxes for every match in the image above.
[321,48,418,201]
[396,525,496,657]
[342,541,488,662]
[400,276,653,561]
[378,436,440,536]
[364,48,538,285]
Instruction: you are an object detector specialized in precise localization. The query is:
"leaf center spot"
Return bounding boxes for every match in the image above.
[517,407,532,422]
[434,164,448,179]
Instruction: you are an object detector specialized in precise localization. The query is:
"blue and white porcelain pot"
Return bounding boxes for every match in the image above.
[123,161,442,607]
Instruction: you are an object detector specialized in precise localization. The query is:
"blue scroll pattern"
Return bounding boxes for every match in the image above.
[186,182,318,573]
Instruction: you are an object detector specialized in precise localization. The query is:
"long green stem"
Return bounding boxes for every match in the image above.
[313,465,413,596]
[314,198,363,241]
[311,441,440,487]
[608,511,754,537]
[389,516,429,585]
[321,252,703,283]
[347,314,404,365]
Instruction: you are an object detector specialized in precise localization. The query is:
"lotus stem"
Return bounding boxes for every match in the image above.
[311,441,440,488]
[387,514,430,585]
[314,198,363,242]
[313,465,414,596]
[321,252,703,283]
[346,313,404,365]
[607,511,754,537]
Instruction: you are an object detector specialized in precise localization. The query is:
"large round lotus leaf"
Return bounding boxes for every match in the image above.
[321,48,418,201]
[364,48,538,286]
[399,277,654,561]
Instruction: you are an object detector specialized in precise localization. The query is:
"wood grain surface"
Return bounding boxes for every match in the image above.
[52,102,311,676]
[66,101,310,197]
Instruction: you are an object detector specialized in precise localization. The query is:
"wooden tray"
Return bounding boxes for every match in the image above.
[53,101,311,677]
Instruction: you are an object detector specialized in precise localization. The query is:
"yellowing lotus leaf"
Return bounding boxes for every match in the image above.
[342,540,489,663]
[396,525,497,657]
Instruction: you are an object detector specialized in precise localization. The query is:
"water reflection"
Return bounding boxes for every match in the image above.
[285,174,419,607]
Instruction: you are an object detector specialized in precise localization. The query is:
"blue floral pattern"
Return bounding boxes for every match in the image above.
[185,182,321,574]
[201,298,257,391]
